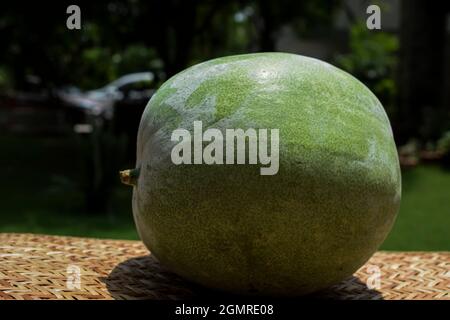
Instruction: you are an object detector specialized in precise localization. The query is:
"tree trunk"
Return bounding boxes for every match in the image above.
[397,0,448,144]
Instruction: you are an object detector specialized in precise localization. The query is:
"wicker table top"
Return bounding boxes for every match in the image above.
[0,233,449,300]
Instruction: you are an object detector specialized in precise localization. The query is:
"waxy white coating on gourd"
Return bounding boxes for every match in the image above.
[130,53,401,296]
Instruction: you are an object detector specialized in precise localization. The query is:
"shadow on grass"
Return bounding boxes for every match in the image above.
[105,255,383,300]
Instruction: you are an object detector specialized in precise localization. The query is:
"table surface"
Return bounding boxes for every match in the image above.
[0,233,449,300]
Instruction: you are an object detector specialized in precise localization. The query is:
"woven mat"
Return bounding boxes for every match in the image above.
[0,233,449,300]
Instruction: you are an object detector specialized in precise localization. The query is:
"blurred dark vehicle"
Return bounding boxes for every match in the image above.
[56,72,157,213]
[0,72,155,139]
[58,72,155,134]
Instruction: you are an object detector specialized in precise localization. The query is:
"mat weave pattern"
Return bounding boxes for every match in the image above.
[0,233,449,300]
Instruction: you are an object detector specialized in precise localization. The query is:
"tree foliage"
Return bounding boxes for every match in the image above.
[0,0,339,90]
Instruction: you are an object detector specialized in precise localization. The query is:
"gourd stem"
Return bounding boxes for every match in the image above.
[119,168,140,186]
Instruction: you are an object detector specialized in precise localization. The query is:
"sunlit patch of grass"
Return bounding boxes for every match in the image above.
[381,165,450,251]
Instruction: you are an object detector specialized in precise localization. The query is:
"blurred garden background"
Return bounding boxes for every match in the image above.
[0,0,449,250]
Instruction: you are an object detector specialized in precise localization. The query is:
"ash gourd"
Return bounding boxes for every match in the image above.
[120,52,401,296]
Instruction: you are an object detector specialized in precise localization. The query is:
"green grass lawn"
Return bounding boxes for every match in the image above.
[1,135,449,250]
[381,165,450,251]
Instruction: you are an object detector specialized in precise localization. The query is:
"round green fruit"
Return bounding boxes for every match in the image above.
[122,52,401,296]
